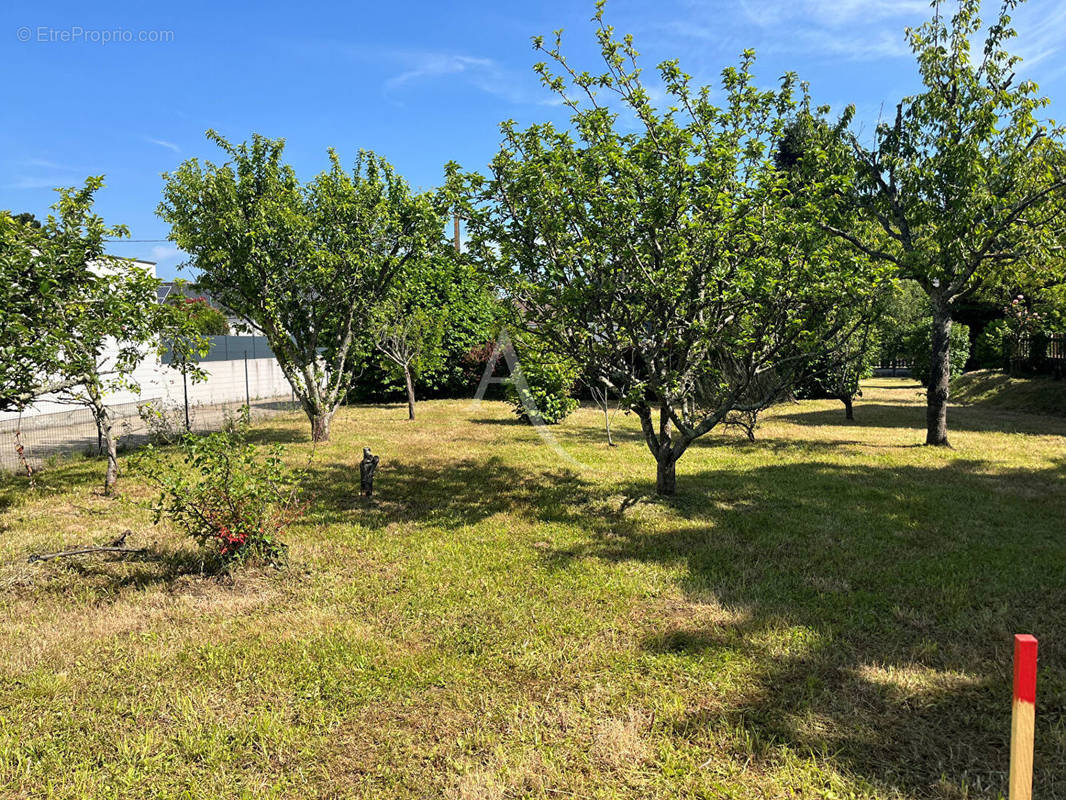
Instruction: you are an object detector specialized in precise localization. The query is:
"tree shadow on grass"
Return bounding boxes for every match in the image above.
[303,439,1066,795]
[15,544,232,601]
[0,458,106,512]
[241,424,310,445]
[539,457,1066,798]
[466,416,525,426]
[782,402,1066,437]
[302,455,596,530]
[291,421,1066,797]
[869,380,925,391]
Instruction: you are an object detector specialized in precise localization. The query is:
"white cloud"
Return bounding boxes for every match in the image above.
[150,245,181,262]
[659,0,923,63]
[385,53,496,90]
[1010,3,1066,78]
[6,158,82,188]
[22,157,74,170]
[383,50,558,105]
[282,37,559,106]
[738,0,928,28]
[793,28,912,60]
[147,137,181,153]
[5,176,67,190]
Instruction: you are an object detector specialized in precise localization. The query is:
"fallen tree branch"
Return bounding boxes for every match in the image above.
[28,532,146,563]
[28,546,147,563]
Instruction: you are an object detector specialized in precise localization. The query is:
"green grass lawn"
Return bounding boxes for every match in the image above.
[1,378,1064,799]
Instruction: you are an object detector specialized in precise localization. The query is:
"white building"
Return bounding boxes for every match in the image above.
[0,259,292,425]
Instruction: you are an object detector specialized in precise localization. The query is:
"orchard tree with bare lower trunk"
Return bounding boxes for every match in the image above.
[820,0,1066,446]
[1,181,121,412]
[456,7,890,496]
[2,178,205,494]
[160,132,446,442]
[373,300,444,421]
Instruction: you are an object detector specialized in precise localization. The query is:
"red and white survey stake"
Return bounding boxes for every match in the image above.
[1009,634,1038,800]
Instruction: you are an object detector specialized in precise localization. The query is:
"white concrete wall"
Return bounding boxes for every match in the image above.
[0,355,293,424]
[156,356,293,407]
[0,256,295,424]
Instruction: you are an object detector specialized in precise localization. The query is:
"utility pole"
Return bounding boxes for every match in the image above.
[454,212,461,254]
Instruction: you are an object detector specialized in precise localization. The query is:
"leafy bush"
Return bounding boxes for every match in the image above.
[907,321,971,386]
[792,323,880,403]
[346,258,502,402]
[134,432,304,567]
[507,343,578,425]
[168,294,229,335]
[221,404,252,435]
[792,352,877,400]
[137,401,185,445]
[875,280,930,366]
[973,319,1011,369]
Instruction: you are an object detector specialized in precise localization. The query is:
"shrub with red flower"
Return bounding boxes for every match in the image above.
[134,431,306,567]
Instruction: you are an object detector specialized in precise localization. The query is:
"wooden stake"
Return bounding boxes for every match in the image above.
[1009,634,1038,800]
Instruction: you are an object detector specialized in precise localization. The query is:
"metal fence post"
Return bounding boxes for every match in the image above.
[183,364,190,432]
[244,351,250,408]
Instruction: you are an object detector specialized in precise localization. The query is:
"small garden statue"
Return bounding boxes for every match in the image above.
[360,447,379,497]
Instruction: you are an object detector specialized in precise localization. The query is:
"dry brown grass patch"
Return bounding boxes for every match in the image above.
[591,708,653,771]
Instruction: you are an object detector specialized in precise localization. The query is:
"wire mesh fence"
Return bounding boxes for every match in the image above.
[1,393,301,475]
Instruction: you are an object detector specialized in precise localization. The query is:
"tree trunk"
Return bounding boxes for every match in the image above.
[310,410,333,443]
[842,395,854,420]
[86,383,118,495]
[404,365,416,421]
[926,304,952,446]
[636,405,684,496]
[656,453,677,496]
[592,384,616,446]
[103,424,118,495]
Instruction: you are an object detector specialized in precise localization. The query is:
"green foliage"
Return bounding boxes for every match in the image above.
[837,0,1066,299]
[159,132,447,441]
[907,322,971,387]
[1,180,206,492]
[168,294,229,336]
[793,324,879,403]
[455,12,888,492]
[133,432,304,567]
[376,306,443,374]
[0,180,129,410]
[820,0,1066,440]
[416,261,502,396]
[507,338,579,425]
[973,319,1011,369]
[875,281,930,366]
[370,253,455,395]
[350,254,502,401]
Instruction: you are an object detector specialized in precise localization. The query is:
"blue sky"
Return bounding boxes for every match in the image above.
[4,0,1066,280]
